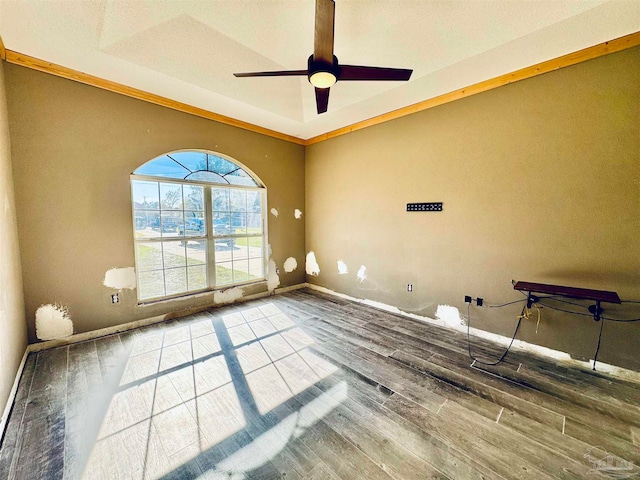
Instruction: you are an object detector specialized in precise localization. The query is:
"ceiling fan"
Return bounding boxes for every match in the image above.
[234,0,413,114]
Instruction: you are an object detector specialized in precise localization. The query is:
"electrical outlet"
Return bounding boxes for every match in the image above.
[476,297,483,307]
[111,293,119,304]
[407,284,413,292]
[464,295,472,303]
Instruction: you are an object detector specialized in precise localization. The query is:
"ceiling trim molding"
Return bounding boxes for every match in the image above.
[304,30,640,146]
[3,50,306,146]
[1,31,639,147]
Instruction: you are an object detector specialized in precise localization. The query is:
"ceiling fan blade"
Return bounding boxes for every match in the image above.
[315,87,330,114]
[338,65,413,81]
[314,0,335,64]
[234,70,308,77]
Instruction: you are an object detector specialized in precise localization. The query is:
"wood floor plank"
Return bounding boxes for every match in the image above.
[291,376,450,479]
[499,408,640,467]
[64,341,105,480]
[0,353,37,479]
[391,348,565,430]
[438,400,591,479]
[515,363,640,424]
[14,347,68,480]
[298,420,394,480]
[384,393,557,480]
[311,372,501,480]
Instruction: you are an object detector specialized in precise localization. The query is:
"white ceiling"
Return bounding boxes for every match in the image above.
[0,1,638,140]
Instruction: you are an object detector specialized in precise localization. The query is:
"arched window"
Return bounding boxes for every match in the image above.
[131,150,266,302]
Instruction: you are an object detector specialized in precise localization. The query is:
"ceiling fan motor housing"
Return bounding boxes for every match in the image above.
[308,55,339,88]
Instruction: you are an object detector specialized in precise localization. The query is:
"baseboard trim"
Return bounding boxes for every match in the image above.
[305,283,640,384]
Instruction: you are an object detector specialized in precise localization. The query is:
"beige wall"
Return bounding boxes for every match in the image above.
[5,64,305,343]
[305,47,640,370]
[0,64,27,417]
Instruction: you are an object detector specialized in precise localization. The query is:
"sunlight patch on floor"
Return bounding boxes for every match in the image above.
[82,301,342,479]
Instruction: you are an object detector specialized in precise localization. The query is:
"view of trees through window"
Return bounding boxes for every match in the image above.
[131,151,266,302]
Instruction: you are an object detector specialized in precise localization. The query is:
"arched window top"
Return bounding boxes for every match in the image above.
[134,151,260,187]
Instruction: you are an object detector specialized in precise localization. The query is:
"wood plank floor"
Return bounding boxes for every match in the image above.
[1,289,639,479]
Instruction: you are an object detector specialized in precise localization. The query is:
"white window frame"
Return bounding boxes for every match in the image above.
[131,163,268,304]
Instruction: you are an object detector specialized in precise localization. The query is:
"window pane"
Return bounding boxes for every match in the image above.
[213,212,231,236]
[168,151,207,172]
[247,191,261,213]
[215,238,233,262]
[183,185,204,211]
[165,268,187,295]
[216,262,233,286]
[135,156,190,179]
[226,169,258,187]
[187,265,207,291]
[208,155,238,175]
[231,212,247,235]
[212,188,229,211]
[247,213,262,233]
[233,244,249,261]
[182,212,205,237]
[186,171,227,183]
[185,240,207,266]
[134,211,160,239]
[132,180,159,209]
[160,183,183,210]
[139,270,165,300]
[249,258,264,279]
[136,242,163,271]
[233,260,250,283]
[163,241,186,268]
[247,237,263,257]
[229,190,246,212]
[160,212,183,237]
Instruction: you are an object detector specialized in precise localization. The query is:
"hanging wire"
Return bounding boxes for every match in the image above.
[592,319,605,370]
[486,299,527,308]
[467,302,524,366]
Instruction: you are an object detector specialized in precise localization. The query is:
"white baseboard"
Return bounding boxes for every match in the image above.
[305,283,640,384]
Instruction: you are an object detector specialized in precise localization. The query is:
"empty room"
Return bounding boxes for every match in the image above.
[0,1,639,478]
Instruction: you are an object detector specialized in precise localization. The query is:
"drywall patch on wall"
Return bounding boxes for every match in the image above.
[214,287,244,305]
[294,209,303,219]
[436,305,464,327]
[337,260,349,275]
[306,252,320,276]
[103,267,136,290]
[356,265,367,282]
[283,257,298,273]
[270,208,279,217]
[35,304,73,340]
[268,258,280,291]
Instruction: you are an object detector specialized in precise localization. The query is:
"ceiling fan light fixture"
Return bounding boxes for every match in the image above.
[309,70,336,88]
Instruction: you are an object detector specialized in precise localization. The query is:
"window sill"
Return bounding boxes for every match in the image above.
[136,279,267,307]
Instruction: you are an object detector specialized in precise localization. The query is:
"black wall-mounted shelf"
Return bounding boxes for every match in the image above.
[513,281,620,304]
